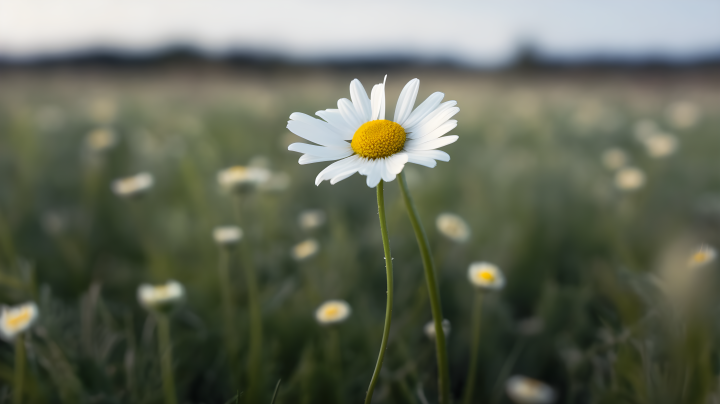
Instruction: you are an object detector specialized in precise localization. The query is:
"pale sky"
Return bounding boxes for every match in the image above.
[0,0,719,66]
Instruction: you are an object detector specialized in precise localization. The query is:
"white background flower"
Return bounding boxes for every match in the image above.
[287,76,459,188]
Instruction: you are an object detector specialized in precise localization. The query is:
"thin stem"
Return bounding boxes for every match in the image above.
[398,172,452,404]
[218,248,239,361]
[490,338,526,404]
[157,315,178,404]
[13,334,25,404]
[235,195,264,404]
[328,327,343,403]
[365,180,395,404]
[463,291,484,404]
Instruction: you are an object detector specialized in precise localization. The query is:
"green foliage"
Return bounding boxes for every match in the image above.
[0,68,719,403]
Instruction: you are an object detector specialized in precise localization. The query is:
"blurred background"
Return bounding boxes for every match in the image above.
[1,1,720,403]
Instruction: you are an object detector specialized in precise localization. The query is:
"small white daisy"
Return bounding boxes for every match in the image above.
[424,319,451,340]
[0,302,39,341]
[287,76,459,188]
[468,262,505,291]
[506,375,556,404]
[436,213,471,243]
[112,172,154,198]
[213,226,243,246]
[298,209,327,231]
[600,148,628,171]
[315,300,352,325]
[217,165,272,193]
[640,133,678,158]
[291,238,320,261]
[614,167,645,191]
[86,127,117,152]
[689,245,716,268]
[137,280,185,313]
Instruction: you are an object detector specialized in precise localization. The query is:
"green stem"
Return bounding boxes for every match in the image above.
[328,327,343,403]
[463,291,484,404]
[365,180,395,404]
[157,315,178,404]
[235,195,264,403]
[398,172,452,404]
[13,334,25,404]
[218,248,239,359]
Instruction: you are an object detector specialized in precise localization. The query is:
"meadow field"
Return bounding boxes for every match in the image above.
[1,65,719,404]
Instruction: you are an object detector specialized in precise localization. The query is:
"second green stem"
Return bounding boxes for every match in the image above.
[365,180,395,404]
[463,291,484,404]
[398,172,452,404]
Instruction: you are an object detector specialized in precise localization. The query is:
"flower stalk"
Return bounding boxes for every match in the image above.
[234,195,264,403]
[157,314,178,404]
[398,171,452,404]
[463,291,484,404]
[13,334,25,404]
[217,247,240,373]
[365,180,395,404]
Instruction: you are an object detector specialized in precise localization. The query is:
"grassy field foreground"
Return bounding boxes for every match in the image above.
[1,66,720,403]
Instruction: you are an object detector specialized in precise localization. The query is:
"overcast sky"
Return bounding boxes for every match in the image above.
[1,0,719,66]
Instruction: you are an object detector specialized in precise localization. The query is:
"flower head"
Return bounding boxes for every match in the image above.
[424,319,451,340]
[315,300,352,325]
[287,76,459,188]
[506,376,556,404]
[468,262,505,291]
[291,238,320,261]
[436,213,471,243]
[112,172,154,198]
[217,165,272,193]
[689,245,716,268]
[601,148,627,171]
[640,133,678,158]
[137,280,185,314]
[213,226,243,247]
[614,167,645,191]
[86,127,117,152]
[299,209,327,231]
[666,101,700,129]
[0,302,39,340]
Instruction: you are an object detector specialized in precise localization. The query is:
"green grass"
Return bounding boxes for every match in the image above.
[1,66,719,403]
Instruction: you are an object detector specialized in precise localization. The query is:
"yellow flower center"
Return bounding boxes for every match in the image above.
[691,251,708,264]
[351,120,406,159]
[4,308,31,330]
[324,306,340,318]
[477,270,495,282]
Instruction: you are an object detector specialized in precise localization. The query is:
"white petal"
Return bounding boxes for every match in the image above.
[299,154,344,164]
[370,75,387,121]
[405,101,457,135]
[380,160,396,182]
[394,78,420,126]
[315,155,362,186]
[407,107,459,140]
[338,98,363,130]
[405,121,457,146]
[405,135,459,151]
[386,152,409,174]
[330,168,358,184]
[288,143,353,158]
[316,109,355,140]
[409,150,450,162]
[407,153,438,168]
[350,79,372,123]
[287,120,349,147]
[402,92,444,129]
[366,159,383,188]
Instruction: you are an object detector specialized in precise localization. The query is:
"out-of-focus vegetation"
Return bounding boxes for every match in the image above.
[1,66,720,403]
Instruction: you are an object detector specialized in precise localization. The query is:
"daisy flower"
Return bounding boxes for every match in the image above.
[436,213,471,243]
[468,262,505,291]
[614,167,645,191]
[287,76,459,188]
[137,280,185,313]
[506,375,556,404]
[0,302,39,341]
[689,244,716,268]
[217,165,272,193]
[315,300,352,325]
[213,226,243,246]
[291,238,320,261]
[424,319,451,340]
[299,209,327,231]
[112,172,154,198]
